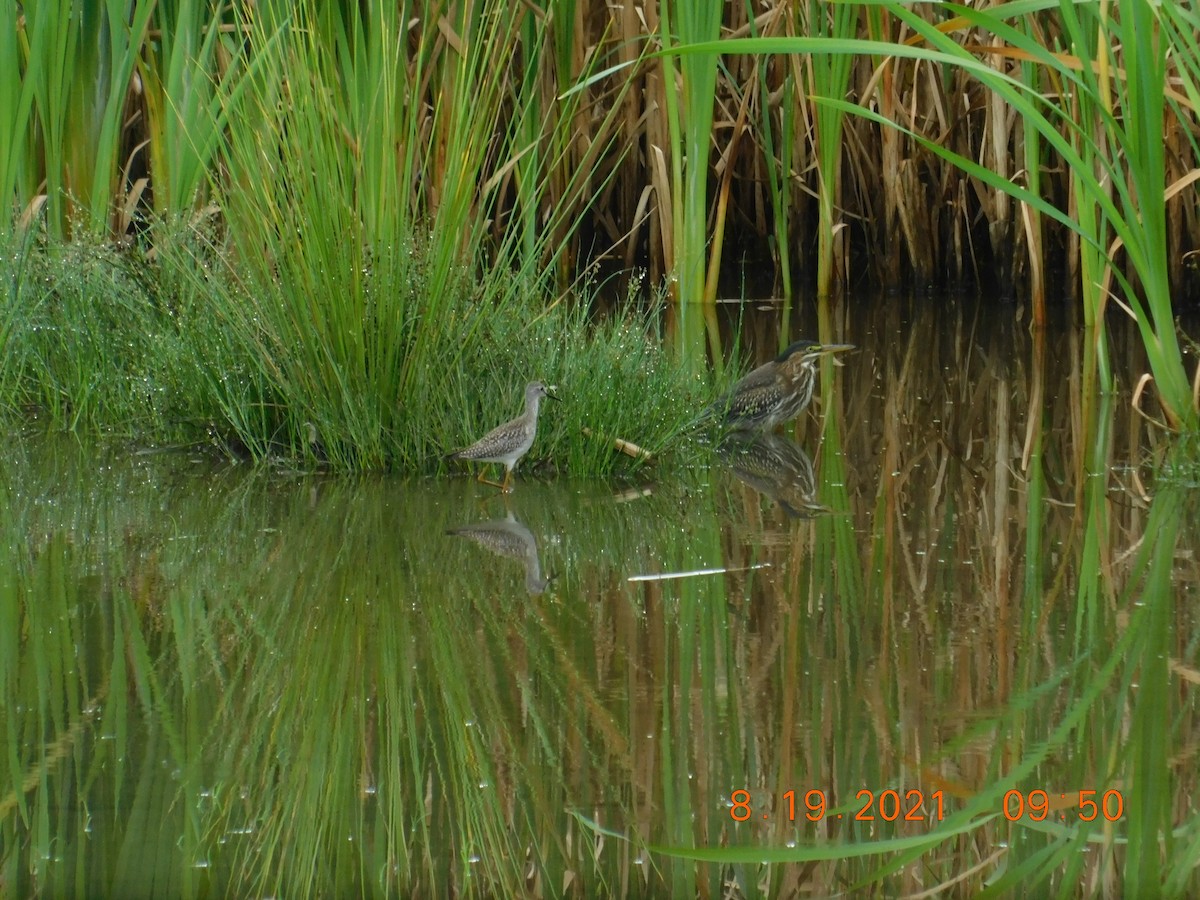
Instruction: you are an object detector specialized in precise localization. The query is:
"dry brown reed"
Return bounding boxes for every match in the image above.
[12,2,1200,305]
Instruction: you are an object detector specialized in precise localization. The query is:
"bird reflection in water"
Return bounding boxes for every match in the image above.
[716,431,826,519]
[445,511,551,595]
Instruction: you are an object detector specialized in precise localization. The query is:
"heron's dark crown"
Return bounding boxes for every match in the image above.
[774,340,821,364]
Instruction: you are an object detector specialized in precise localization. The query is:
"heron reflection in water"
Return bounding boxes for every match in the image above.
[716,431,826,519]
[445,511,551,595]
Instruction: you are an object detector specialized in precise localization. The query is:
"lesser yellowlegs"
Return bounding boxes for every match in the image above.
[447,381,557,491]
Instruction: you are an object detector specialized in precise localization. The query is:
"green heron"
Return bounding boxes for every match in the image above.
[711,339,854,431]
[447,381,557,491]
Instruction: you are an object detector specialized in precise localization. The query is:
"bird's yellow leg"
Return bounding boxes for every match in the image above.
[500,469,514,492]
[476,467,505,490]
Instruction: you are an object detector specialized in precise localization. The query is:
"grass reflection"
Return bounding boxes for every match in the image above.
[1,298,1198,897]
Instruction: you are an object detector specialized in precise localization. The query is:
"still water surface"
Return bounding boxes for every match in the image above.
[2,297,1198,897]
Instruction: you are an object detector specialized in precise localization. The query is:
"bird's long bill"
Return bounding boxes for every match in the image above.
[820,343,855,366]
[544,385,560,401]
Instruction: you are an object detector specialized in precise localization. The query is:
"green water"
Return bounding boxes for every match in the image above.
[2,300,1199,897]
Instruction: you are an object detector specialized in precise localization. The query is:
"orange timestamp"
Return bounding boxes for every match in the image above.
[729,789,947,823]
[1003,789,1125,822]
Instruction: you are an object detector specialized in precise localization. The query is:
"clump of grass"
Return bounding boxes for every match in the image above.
[158,220,711,476]
[0,233,32,407]
[434,275,713,481]
[2,225,711,478]
[0,234,207,436]
[130,1,710,476]
[154,214,464,468]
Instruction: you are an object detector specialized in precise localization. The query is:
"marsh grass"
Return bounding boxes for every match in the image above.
[6,0,1200,448]
[443,282,712,479]
[0,233,34,406]
[5,1,1200,318]
[0,238,206,434]
[0,224,711,476]
[803,0,858,300]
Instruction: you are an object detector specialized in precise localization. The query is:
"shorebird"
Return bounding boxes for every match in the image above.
[447,381,557,491]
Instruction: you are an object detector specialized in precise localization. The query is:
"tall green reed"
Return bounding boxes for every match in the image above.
[655,0,724,381]
[753,40,798,313]
[192,0,515,467]
[658,0,722,305]
[803,0,859,300]
[137,0,235,219]
[1059,0,1190,423]
[511,1,550,264]
[0,2,35,233]
[16,1,157,239]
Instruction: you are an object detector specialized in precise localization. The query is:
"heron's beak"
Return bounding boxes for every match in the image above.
[820,343,855,366]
